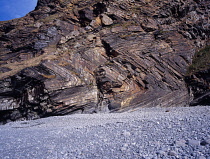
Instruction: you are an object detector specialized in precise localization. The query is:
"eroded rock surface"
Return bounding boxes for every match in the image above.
[184,45,210,106]
[186,70,210,106]
[0,0,210,123]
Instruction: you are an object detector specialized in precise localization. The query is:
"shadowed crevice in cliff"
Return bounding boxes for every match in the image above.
[94,66,123,112]
[170,5,191,18]
[78,2,107,27]
[93,2,107,17]
[102,40,119,57]
[0,73,50,124]
[78,10,93,27]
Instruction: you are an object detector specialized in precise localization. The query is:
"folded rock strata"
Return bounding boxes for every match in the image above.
[0,0,209,123]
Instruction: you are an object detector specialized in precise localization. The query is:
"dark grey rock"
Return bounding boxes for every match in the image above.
[200,139,210,146]
[0,67,12,73]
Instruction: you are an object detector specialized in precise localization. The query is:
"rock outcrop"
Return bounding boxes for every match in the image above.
[0,0,210,123]
[185,46,210,106]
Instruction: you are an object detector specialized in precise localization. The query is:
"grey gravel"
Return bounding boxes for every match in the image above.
[0,106,209,159]
[188,139,201,146]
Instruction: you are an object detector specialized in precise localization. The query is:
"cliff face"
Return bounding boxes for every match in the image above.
[0,0,209,123]
[185,46,210,106]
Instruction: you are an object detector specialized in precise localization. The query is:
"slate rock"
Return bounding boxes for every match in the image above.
[101,14,113,26]
[200,139,210,146]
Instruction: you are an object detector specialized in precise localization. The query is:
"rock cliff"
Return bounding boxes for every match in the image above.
[185,45,210,106]
[0,0,209,123]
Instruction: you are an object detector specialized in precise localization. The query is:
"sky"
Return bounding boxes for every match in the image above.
[0,0,37,21]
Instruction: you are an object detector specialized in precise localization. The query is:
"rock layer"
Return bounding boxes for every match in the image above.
[0,0,210,123]
[185,45,210,106]
[186,70,210,106]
